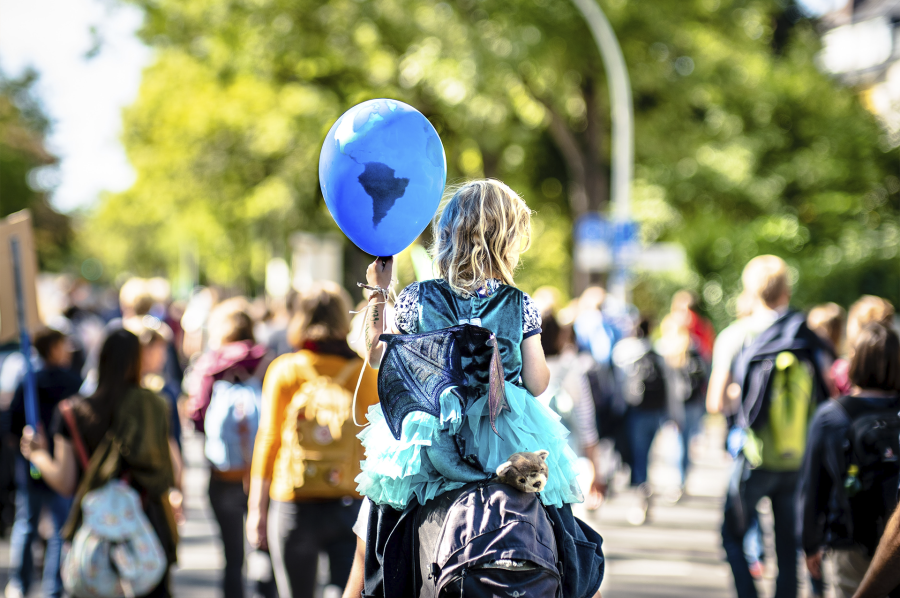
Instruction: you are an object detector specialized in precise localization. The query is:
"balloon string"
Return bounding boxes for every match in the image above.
[352,359,368,428]
[349,281,396,427]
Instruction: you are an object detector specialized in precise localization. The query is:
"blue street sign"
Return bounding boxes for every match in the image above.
[574,213,613,245]
[613,220,639,259]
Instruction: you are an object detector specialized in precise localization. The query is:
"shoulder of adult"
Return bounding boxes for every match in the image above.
[62,367,84,385]
[265,350,317,384]
[269,349,314,370]
[810,398,852,432]
[130,386,169,412]
[710,320,745,355]
[713,319,748,346]
[836,394,900,421]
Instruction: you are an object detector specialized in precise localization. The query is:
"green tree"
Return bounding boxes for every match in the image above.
[87,0,900,322]
[0,69,73,271]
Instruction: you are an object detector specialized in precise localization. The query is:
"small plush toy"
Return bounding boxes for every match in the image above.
[495,450,550,493]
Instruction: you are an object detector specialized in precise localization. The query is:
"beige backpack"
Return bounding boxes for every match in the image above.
[278,359,363,498]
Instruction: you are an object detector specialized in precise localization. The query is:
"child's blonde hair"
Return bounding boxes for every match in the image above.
[431,179,532,295]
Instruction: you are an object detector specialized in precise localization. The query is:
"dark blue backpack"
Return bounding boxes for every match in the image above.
[414,482,561,598]
[364,484,604,598]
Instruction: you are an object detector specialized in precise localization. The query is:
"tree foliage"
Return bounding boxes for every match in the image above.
[85,0,900,324]
[0,70,73,271]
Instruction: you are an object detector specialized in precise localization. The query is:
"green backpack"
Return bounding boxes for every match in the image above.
[744,351,813,470]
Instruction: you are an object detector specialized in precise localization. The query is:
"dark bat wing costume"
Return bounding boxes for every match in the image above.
[377,324,509,441]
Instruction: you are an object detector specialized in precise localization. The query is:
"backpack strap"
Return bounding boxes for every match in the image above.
[59,399,90,471]
[334,358,363,386]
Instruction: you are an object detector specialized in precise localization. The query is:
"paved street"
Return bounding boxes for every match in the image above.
[586,420,735,598]
[0,419,827,598]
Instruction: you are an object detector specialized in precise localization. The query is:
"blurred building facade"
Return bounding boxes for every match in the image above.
[818,0,900,143]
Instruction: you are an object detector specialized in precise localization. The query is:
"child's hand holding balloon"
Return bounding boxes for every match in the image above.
[366,256,394,292]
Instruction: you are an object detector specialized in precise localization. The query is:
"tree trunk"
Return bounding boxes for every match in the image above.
[582,77,609,212]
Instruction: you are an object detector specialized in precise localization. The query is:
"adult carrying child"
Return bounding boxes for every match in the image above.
[349,180,604,598]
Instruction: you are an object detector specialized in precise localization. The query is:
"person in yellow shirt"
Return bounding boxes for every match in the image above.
[246,282,379,598]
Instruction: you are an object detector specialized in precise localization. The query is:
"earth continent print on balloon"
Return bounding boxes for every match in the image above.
[319,99,447,257]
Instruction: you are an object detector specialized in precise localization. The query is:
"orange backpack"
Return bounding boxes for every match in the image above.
[277,359,364,498]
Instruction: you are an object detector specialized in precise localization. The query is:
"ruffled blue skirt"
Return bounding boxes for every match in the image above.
[356,381,584,510]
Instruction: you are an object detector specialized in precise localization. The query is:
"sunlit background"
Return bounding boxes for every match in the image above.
[2,0,900,326]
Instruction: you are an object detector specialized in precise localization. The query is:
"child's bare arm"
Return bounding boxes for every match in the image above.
[364,257,393,368]
[521,335,550,396]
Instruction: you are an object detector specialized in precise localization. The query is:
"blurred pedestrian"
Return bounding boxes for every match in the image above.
[266,289,299,359]
[671,289,716,362]
[532,286,606,508]
[716,255,830,598]
[187,298,273,598]
[5,328,81,598]
[574,287,621,367]
[613,317,668,522]
[136,325,184,522]
[0,341,23,537]
[807,302,845,397]
[574,286,632,494]
[656,313,709,494]
[246,282,378,598]
[832,296,895,396]
[19,329,178,597]
[798,322,900,598]
[136,322,183,450]
[81,277,182,399]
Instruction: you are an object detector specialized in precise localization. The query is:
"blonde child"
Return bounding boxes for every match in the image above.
[356,179,583,510]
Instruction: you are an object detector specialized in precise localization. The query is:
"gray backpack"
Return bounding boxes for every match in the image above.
[414,481,561,598]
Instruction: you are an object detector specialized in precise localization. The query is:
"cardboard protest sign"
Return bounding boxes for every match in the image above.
[0,210,40,344]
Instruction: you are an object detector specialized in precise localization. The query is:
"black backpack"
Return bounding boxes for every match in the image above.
[621,349,668,412]
[414,481,561,598]
[586,364,625,440]
[684,348,709,404]
[837,396,900,553]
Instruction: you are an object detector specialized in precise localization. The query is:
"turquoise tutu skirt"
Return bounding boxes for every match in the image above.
[355,381,584,510]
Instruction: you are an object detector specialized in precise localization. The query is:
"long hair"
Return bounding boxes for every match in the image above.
[431,179,532,295]
[77,329,142,449]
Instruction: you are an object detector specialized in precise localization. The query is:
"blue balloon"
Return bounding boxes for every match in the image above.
[319,99,447,257]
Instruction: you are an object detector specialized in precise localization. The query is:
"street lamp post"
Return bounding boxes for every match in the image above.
[569,0,635,301]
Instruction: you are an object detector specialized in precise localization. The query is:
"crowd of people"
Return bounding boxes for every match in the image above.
[0,195,899,597]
